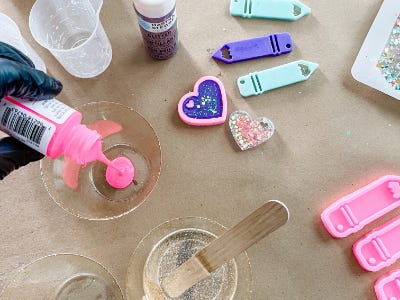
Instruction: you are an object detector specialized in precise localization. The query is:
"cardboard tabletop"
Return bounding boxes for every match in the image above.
[1,0,399,299]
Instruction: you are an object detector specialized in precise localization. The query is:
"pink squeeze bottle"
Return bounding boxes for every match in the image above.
[0,97,134,188]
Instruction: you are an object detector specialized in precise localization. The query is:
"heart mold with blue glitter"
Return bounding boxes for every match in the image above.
[178,76,227,126]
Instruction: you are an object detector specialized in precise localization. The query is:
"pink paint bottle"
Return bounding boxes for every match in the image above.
[0,97,134,188]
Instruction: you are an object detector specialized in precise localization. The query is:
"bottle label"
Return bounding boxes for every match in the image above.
[137,8,177,33]
[0,98,57,154]
[14,98,76,124]
[135,6,179,59]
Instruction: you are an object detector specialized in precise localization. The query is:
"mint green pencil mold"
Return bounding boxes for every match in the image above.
[237,60,318,98]
[230,0,311,21]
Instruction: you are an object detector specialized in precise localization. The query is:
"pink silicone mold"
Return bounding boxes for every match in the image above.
[177,76,227,126]
[321,175,400,238]
[375,269,400,300]
[353,215,400,272]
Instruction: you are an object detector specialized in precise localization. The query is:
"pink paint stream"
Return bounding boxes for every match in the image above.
[62,120,134,189]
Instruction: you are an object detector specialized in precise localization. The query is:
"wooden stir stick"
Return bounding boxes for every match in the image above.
[161,200,289,298]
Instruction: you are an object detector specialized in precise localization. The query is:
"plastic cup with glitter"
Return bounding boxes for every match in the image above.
[126,217,253,299]
[0,254,124,300]
[0,13,46,72]
[29,0,112,78]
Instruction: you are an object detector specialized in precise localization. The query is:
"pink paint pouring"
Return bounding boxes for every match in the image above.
[106,157,135,189]
[87,120,122,137]
[375,269,400,300]
[0,97,134,189]
[62,120,124,189]
[62,157,81,189]
[321,175,400,238]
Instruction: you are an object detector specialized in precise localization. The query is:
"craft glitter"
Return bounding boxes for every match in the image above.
[377,14,400,90]
[229,111,275,151]
[133,0,179,60]
[178,76,227,126]
[142,228,238,300]
[182,80,223,119]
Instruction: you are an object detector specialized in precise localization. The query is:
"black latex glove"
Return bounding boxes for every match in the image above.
[0,41,63,180]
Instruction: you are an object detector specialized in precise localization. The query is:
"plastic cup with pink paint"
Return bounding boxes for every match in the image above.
[40,101,161,220]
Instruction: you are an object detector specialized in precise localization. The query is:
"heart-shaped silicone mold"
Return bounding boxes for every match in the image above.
[229,111,275,151]
[178,76,227,126]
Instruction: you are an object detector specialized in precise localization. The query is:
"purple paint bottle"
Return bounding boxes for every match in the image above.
[133,0,178,60]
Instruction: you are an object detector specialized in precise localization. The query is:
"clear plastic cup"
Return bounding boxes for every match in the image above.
[0,13,46,72]
[0,254,124,300]
[29,0,112,78]
[40,102,162,220]
[126,217,253,299]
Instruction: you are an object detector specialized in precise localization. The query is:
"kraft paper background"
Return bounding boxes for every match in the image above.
[1,1,399,299]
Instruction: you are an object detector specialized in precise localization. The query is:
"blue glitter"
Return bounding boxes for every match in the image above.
[182,80,224,119]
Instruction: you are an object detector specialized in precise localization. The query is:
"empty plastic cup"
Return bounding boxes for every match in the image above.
[29,0,112,78]
[0,13,46,72]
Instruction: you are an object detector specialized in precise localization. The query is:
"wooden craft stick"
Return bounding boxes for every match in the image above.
[161,200,289,298]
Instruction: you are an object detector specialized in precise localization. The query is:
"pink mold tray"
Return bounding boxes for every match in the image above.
[375,269,400,300]
[354,215,400,272]
[321,175,400,238]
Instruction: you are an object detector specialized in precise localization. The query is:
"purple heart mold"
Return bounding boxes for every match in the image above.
[178,76,227,126]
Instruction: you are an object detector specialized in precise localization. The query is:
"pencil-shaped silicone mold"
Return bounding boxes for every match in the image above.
[230,0,311,21]
[353,216,400,272]
[212,33,293,64]
[237,60,318,98]
[375,269,400,299]
[321,175,400,238]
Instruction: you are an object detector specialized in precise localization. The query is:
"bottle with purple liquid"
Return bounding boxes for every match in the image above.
[133,0,178,60]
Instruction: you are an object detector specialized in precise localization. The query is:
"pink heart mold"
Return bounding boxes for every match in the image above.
[178,76,227,126]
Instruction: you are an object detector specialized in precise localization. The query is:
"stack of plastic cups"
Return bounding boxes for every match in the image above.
[0,13,46,72]
[29,0,112,78]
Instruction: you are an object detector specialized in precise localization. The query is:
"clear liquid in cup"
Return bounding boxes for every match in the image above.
[143,228,238,300]
[54,273,117,300]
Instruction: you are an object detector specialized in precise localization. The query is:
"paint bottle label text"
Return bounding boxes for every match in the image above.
[0,98,57,154]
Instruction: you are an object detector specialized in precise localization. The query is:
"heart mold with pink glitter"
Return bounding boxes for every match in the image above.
[229,111,275,151]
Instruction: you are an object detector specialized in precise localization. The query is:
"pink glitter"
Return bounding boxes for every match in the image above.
[229,111,275,151]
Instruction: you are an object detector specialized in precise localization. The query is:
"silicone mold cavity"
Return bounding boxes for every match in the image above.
[321,175,400,238]
[375,269,400,300]
[354,215,400,272]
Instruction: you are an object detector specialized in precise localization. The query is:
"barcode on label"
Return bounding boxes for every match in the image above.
[1,107,47,145]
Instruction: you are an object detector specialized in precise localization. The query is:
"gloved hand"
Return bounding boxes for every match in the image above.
[0,41,63,180]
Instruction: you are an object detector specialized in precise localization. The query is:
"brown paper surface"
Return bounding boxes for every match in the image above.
[0,1,399,299]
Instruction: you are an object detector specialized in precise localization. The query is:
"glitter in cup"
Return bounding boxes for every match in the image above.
[126,217,253,300]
